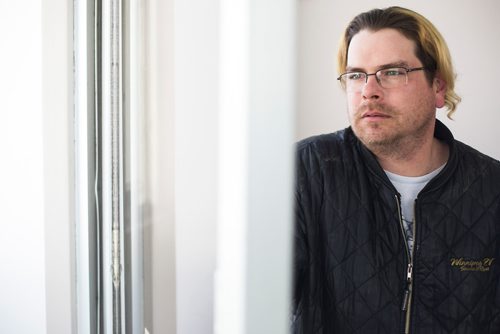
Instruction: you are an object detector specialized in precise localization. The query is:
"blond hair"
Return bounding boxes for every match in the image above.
[337,6,461,118]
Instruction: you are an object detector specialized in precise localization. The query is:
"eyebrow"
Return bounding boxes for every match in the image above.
[345,61,411,73]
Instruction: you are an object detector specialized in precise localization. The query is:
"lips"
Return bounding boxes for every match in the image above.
[359,103,392,119]
[362,111,390,118]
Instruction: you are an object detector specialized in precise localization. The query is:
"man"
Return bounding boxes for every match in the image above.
[293,6,500,334]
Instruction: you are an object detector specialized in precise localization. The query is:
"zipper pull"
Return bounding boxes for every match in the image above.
[407,263,413,284]
[402,263,413,311]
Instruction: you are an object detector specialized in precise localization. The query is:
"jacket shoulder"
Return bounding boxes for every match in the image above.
[296,128,353,162]
[455,140,500,173]
[451,141,500,193]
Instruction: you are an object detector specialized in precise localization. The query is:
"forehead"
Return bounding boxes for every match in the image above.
[347,28,419,70]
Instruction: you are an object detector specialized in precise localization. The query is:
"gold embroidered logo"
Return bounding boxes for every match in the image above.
[450,257,495,272]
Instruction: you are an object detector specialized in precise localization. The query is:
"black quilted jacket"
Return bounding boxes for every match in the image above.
[293,120,500,334]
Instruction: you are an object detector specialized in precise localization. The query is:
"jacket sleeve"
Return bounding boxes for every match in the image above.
[291,145,311,333]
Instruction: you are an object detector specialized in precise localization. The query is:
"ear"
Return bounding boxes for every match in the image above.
[433,76,447,109]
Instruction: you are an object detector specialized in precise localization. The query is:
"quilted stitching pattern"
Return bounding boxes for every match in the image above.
[292,123,500,334]
[412,149,500,333]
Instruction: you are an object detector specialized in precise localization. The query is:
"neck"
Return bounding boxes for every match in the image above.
[375,137,449,176]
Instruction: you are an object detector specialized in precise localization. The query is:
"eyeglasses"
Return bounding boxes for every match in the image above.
[337,67,427,92]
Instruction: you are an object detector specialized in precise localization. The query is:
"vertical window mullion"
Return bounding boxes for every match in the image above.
[76,0,148,332]
[101,0,126,332]
[74,0,98,332]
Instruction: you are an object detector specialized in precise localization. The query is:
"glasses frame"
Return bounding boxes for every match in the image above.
[337,66,427,91]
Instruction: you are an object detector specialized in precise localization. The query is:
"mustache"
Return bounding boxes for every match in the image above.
[356,102,395,114]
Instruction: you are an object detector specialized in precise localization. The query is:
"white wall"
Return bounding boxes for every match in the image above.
[215,1,296,333]
[42,0,74,332]
[0,1,47,333]
[174,0,219,333]
[171,1,296,333]
[144,0,177,332]
[298,0,500,160]
[0,1,73,333]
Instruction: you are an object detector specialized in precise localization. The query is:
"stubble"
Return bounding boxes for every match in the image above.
[351,102,435,161]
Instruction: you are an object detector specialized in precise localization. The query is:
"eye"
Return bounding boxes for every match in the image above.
[346,72,364,81]
[380,68,405,77]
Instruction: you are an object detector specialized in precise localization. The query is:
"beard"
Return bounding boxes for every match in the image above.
[351,102,435,160]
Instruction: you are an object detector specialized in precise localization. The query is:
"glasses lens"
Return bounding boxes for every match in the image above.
[341,72,365,91]
[339,67,415,91]
[377,68,407,89]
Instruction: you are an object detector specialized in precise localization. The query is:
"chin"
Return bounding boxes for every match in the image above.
[362,136,388,147]
[354,126,387,142]
[358,130,397,149]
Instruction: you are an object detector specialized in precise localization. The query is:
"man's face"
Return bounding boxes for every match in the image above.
[345,28,446,153]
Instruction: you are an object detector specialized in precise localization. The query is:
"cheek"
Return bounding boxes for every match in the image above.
[346,93,360,112]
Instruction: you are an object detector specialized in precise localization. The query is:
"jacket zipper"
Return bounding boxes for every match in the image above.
[395,195,415,334]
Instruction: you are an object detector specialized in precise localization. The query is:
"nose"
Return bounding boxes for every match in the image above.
[361,74,383,100]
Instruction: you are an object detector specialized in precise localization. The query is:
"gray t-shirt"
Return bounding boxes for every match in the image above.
[385,164,445,256]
